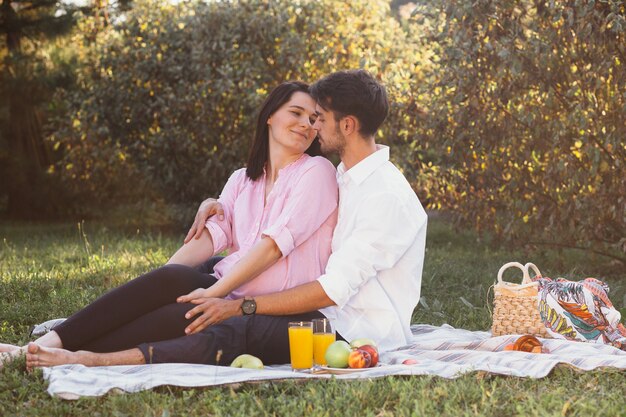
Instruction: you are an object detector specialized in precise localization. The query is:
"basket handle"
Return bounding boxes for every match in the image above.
[497,262,532,285]
[525,262,542,280]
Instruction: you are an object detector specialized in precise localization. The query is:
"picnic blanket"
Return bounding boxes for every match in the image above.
[42,324,626,399]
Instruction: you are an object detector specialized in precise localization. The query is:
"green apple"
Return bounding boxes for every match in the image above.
[350,338,377,349]
[230,354,264,369]
[324,340,352,368]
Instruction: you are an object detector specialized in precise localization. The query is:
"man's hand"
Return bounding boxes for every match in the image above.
[183,297,241,335]
[184,198,225,244]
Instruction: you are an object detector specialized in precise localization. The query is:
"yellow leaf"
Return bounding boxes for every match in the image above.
[562,401,571,416]
[599,161,609,172]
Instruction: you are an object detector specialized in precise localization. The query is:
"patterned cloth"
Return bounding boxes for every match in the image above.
[42,324,626,399]
[534,276,626,350]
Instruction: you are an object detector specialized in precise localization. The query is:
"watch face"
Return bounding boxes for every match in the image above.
[242,299,256,315]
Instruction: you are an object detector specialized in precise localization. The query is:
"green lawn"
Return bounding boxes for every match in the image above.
[1,218,624,416]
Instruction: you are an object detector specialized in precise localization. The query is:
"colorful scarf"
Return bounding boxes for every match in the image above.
[533,275,626,350]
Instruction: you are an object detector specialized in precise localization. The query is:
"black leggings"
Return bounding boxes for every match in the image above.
[54,260,222,353]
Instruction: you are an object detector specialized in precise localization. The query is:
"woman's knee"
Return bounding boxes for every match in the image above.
[145,264,210,293]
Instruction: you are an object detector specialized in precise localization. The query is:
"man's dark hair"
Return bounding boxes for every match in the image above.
[310,70,389,137]
[246,81,322,181]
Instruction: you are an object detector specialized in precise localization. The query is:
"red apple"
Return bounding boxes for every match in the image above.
[358,344,379,367]
[348,349,371,368]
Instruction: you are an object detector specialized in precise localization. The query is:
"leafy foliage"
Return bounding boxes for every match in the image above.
[412,0,626,261]
[8,0,624,261]
[52,0,428,221]
[0,0,82,218]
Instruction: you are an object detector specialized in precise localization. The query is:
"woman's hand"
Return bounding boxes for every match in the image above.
[184,198,225,244]
[183,298,241,335]
[176,288,211,303]
[176,286,220,304]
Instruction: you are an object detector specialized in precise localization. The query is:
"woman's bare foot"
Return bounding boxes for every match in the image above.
[33,330,64,349]
[0,343,20,353]
[25,343,81,369]
[0,346,27,369]
[0,352,12,369]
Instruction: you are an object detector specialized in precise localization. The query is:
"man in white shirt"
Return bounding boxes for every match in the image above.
[316,144,427,351]
[25,70,427,367]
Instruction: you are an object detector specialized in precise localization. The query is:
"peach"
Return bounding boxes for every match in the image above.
[358,344,379,367]
[348,349,371,368]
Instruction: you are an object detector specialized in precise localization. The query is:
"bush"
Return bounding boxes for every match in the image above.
[412,0,626,261]
[51,0,429,223]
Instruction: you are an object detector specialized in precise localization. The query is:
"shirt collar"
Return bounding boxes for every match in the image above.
[337,145,389,186]
[262,153,310,178]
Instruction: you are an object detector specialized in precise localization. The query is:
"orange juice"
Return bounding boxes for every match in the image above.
[313,332,336,365]
[288,324,313,369]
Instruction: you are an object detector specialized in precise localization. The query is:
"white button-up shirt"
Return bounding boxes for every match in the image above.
[318,145,427,352]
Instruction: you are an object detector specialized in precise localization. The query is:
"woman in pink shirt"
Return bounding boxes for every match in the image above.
[1,82,338,365]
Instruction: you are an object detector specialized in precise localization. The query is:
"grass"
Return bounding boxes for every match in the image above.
[1,218,624,416]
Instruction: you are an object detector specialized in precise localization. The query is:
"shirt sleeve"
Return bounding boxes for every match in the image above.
[204,169,243,254]
[262,158,338,257]
[317,192,426,308]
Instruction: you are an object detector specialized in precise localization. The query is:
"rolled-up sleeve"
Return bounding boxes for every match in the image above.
[205,169,243,254]
[262,159,338,257]
[317,193,426,308]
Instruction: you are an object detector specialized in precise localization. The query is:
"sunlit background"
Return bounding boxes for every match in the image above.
[1,0,624,263]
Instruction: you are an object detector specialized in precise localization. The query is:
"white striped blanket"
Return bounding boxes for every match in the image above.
[43,324,626,399]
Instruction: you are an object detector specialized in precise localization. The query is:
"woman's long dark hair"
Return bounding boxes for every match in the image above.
[245,81,322,180]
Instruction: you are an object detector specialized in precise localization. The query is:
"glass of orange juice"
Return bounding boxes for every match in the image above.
[312,318,335,366]
[288,321,313,370]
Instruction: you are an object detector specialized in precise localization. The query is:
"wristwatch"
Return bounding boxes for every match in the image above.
[241,297,257,315]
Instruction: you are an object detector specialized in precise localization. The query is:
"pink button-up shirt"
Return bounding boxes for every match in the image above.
[205,154,338,300]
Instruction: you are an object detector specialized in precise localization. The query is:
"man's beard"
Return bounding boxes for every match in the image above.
[319,128,346,155]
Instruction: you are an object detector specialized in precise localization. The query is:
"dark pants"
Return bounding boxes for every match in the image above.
[54,260,223,353]
[54,257,333,365]
[138,311,326,366]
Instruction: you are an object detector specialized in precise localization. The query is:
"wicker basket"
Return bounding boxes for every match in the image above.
[491,262,549,337]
